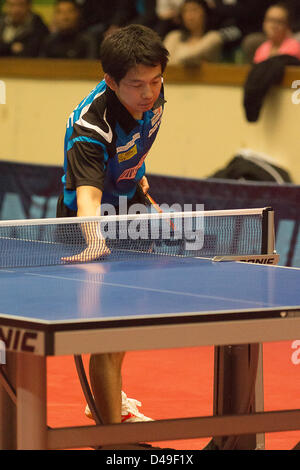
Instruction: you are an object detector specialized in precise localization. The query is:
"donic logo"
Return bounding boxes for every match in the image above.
[0,327,38,353]
[241,257,276,264]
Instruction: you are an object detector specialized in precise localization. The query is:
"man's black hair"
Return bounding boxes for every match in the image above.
[100,24,169,83]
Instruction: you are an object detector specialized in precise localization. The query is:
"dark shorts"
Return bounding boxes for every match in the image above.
[56,193,77,218]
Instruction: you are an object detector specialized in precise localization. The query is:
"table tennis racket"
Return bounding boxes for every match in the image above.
[144,191,176,231]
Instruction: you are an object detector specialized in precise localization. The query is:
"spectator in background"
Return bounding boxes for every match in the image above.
[242,1,300,63]
[155,0,184,39]
[71,0,118,47]
[164,0,222,65]
[202,0,273,62]
[0,0,48,57]
[41,0,96,59]
[72,0,117,31]
[253,2,300,64]
[84,0,158,57]
[106,0,158,35]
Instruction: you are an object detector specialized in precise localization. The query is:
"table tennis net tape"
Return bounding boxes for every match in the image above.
[0,210,266,268]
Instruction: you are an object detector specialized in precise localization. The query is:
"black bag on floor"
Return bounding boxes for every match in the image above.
[210,152,293,183]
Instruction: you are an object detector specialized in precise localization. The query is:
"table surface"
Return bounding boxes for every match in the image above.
[2,251,300,449]
[1,255,300,331]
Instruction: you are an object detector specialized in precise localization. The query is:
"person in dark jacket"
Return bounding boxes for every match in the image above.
[72,0,118,31]
[243,53,300,122]
[104,0,158,40]
[41,0,96,59]
[85,0,158,58]
[202,0,273,59]
[0,0,48,57]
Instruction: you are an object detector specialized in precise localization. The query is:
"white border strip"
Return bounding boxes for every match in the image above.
[0,208,267,227]
[0,305,299,327]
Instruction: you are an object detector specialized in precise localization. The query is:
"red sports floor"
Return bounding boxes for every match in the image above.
[47,341,300,450]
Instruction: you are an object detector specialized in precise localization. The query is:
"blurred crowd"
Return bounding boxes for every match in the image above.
[0,0,300,64]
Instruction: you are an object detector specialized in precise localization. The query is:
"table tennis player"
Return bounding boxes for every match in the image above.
[56,24,169,429]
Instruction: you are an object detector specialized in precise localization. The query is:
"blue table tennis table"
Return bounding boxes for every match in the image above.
[0,252,300,449]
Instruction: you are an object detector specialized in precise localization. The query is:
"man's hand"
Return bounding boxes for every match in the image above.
[61,186,111,263]
[62,232,111,263]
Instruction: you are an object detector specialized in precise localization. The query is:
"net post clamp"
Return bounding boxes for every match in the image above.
[212,254,280,265]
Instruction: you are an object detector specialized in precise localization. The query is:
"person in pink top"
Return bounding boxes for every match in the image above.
[254,2,300,64]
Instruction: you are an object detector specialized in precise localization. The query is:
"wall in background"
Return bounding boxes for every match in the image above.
[1,69,300,182]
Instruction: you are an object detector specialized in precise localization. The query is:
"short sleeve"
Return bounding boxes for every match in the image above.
[65,139,109,191]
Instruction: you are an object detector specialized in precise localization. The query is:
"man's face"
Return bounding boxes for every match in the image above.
[5,0,30,25]
[54,2,79,32]
[106,64,163,120]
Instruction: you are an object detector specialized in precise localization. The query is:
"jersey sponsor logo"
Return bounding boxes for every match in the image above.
[117,152,148,182]
[149,106,162,137]
[0,326,43,354]
[116,133,140,153]
[151,106,162,126]
[148,119,161,138]
[118,144,137,163]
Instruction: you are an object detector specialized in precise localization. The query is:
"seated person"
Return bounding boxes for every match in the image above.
[204,0,273,61]
[71,0,117,31]
[105,0,158,37]
[0,0,48,57]
[118,0,157,28]
[253,2,300,64]
[67,0,118,49]
[155,0,184,38]
[164,0,222,65]
[242,1,300,63]
[41,0,96,59]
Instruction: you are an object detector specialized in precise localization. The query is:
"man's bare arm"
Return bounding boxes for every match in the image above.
[77,185,102,217]
[62,186,110,262]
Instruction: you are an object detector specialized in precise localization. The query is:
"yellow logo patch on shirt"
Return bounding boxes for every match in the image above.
[118,145,137,163]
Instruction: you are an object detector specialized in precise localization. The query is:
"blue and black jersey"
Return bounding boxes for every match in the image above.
[62,79,165,210]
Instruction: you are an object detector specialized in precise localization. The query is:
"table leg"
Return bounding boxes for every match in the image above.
[16,353,47,449]
[213,343,262,450]
[0,352,17,449]
[254,344,265,449]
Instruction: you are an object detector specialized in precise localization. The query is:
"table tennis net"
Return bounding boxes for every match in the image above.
[0,209,270,268]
